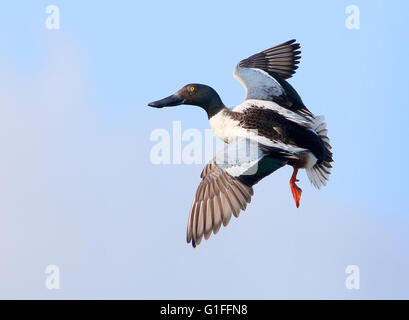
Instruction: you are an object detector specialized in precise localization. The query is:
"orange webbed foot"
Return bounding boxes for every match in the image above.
[290,181,302,208]
[290,167,302,208]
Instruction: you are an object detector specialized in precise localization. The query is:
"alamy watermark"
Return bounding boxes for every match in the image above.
[150,121,261,175]
[45,264,60,290]
[45,5,60,30]
[345,265,360,290]
[345,5,360,30]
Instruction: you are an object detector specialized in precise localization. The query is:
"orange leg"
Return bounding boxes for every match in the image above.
[289,167,302,208]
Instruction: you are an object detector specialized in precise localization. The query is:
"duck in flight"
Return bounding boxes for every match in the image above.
[148,40,333,247]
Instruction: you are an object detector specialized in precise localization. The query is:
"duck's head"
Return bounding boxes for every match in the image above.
[148,84,224,118]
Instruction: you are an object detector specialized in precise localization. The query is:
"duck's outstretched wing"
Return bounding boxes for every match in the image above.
[186,138,289,247]
[234,40,312,117]
[237,39,301,80]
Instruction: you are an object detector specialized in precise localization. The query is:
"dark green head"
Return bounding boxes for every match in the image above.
[148,84,225,118]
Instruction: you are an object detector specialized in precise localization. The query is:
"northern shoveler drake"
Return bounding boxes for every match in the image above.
[148,40,333,247]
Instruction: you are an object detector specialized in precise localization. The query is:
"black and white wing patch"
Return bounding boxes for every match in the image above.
[237,39,301,80]
[234,40,312,117]
[186,139,287,247]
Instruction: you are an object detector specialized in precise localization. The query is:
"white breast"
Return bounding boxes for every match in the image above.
[209,110,240,143]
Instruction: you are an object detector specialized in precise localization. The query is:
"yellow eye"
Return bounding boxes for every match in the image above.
[189,86,195,93]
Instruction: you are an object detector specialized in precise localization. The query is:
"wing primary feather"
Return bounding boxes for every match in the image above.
[204,199,213,240]
[237,40,301,80]
[213,196,223,234]
[197,201,206,244]
[187,201,196,243]
[220,192,232,226]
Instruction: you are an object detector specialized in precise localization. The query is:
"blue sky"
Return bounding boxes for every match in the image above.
[0,0,408,299]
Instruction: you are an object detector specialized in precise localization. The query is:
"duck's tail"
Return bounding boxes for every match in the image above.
[306,115,333,189]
